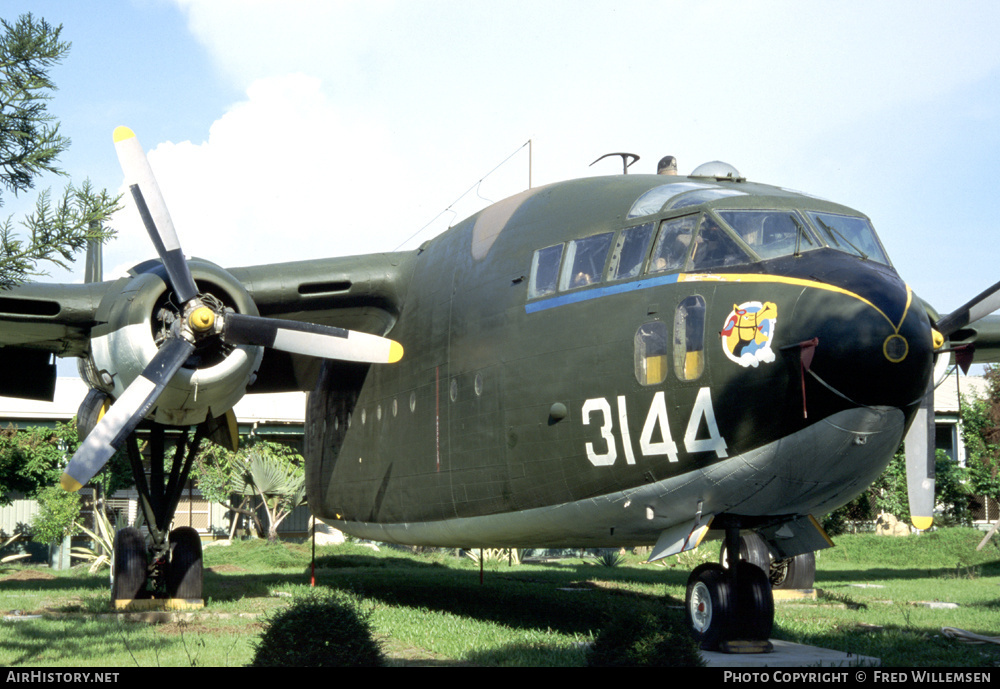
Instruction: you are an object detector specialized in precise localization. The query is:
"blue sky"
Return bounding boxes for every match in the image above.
[5,0,1000,318]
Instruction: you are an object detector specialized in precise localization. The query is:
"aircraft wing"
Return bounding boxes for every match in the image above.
[949,314,1000,364]
[0,281,111,400]
[0,252,415,400]
[226,251,416,392]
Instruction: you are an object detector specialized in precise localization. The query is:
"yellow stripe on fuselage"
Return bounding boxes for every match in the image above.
[680,273,914,333]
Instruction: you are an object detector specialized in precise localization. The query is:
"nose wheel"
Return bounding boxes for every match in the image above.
[685,527,774,652]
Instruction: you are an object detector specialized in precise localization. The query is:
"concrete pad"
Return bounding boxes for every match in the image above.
[112,598,204,611]
[701,639,880,667]
[773,588,818,601]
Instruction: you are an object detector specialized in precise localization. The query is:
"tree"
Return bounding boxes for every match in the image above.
[958,366,1000,515]
[823,447,971,533]
[0,13,119,287]
[195,438,306,542]
[0,421,130,505]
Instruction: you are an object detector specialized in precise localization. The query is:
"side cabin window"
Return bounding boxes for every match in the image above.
[559,231,614,290]
[528,243,563,299]
[674,295,706,381]
[634,321,668,386]
[608,222,655,281]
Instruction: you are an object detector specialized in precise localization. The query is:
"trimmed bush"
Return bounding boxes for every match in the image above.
[587,609,705,667]
[250,590,386,667]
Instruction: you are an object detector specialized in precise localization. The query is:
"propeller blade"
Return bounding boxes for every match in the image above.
[935,277,1000,337]
[903,382,935,530]
[60,337,195,492]
[221,313,403,364]
[113,126,199,303]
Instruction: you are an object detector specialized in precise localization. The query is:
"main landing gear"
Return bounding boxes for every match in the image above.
[718,530,816,591]
[684,527,774,652]
[110,424,207,606]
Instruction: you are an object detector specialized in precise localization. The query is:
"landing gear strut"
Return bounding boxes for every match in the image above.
[111,423,207,605]
[685,526,774,652]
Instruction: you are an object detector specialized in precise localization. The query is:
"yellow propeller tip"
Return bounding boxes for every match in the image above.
[60,473,83,492]
[113,126,136,143]
[912,515,933,531]
[388,341,404,363]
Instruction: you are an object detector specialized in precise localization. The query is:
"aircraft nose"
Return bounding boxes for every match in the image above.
[786,275,935,413]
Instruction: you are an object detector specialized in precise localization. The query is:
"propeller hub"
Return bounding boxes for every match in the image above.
[931,328,944,350]
[188,306,216,333]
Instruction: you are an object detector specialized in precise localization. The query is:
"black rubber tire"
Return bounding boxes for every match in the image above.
[719,531,770,574]
[111,527,147,601]
[770,551,816,590]
[685,563,735,650]
[732,561,774,640]
[167,526,203,600]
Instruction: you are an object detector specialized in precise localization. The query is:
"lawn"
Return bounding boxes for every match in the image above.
[1,528,998,667]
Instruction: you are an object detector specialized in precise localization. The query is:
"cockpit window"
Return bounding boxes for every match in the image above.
[689,217,751,270]
[717,210,821,259]
[627,183,716,219]
[807,212,890,265]
[608,222,655,280]
[559,231,614,290]
[665,187,747,211]
[649,215,698,274]
[528,243,563,299]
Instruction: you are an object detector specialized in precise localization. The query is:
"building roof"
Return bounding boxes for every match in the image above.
[931,372,988,415]
[0,378,306,426]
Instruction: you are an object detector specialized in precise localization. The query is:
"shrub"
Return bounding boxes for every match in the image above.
[587,608,705,667]
[30,486,81,545]
[250,590,386,667]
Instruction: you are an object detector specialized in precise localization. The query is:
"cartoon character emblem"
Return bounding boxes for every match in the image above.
[721,301,777,367]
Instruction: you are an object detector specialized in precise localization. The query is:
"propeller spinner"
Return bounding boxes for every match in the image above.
[61,128,404,491]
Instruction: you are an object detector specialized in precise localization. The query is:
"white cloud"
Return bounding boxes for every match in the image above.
[106,73,417,274]
[131,0,1000,311]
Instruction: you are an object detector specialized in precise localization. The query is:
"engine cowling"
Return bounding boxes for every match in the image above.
[84,259,263,427]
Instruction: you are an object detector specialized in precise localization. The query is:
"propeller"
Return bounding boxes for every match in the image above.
[935,276,1000,338]
[903,280,1000,530]
[61,127,404,492]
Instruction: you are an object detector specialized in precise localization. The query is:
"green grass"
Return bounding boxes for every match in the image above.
[1,529,999,666]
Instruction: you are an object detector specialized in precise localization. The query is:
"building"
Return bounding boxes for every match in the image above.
[0,377,309,541]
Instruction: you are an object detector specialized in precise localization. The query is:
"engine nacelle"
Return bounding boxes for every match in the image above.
[85,259,263,427]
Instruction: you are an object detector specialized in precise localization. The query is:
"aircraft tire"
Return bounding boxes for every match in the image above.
[769,552,816,590]
[167,527,203,600]
[111,527,147,601]
[719,531,770,574]
[732,561,774,640]
[685,563,735,650]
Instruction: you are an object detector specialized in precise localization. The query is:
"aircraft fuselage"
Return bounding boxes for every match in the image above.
[305,174,934,548]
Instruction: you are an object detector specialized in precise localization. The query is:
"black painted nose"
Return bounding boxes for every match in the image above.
[785,261,934,414]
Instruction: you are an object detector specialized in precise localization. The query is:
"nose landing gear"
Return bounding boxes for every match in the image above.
[684,526,774,653]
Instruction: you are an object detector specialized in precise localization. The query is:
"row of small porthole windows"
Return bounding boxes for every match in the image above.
[634,295,706,385]
[332,372,486,430]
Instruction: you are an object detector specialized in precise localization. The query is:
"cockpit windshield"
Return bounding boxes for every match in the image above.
[807,212,890,265]
[717,210,820,259]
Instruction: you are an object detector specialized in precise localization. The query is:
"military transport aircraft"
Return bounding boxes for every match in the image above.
[2,127,999,652]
